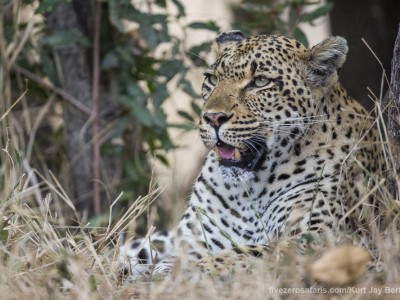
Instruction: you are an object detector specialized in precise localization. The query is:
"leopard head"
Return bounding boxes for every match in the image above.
[199,30,348,174]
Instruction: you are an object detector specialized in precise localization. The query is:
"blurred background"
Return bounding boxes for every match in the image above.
[1,0,399,232]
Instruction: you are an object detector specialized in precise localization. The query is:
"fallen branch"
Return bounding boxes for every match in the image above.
[13,64,92,115]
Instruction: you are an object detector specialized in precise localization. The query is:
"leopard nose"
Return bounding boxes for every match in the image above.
[203,112,230,128]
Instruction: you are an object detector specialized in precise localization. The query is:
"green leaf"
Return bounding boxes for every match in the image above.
[177,110,194,122]
[299,2,333,23]
[191,101,202,116]
[153,108,168,129]
[118,95,153,127]
[188,21,219,32]
[180,80,199,98]
[102,144,123,155]
[171,0,185,18]
[155,0,167,8]
[139,26,158,50]
[188,41,211,56]
[108,0,138,33]
[132,106,153,127]
[108,0,126,33]
[151,14,168,25]
[127,82,147,105]
[294,27,308,48]
[41,50,60,85]
[241,3,271,13]
[171,40,181,56]
[35,0,71,14]
[158,129,174,150]
[152,84,169,106]
[169,123,196,131]
[101,51,119,70]
[158,59,183,80]
[288,5,299,28]
[41,30,90,47]
[115,46,136,65]
[187,42,211,66]
[154,153,169,166]
[153,15,169,42]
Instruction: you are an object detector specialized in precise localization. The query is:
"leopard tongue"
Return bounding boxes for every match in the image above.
[217,144,241,160]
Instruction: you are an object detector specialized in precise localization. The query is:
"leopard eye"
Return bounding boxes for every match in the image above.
[253,76,270,88]
[207,74,218,86]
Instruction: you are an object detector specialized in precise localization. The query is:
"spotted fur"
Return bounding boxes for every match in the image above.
[120,31,384,279]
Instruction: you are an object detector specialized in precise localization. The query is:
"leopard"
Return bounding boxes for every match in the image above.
[119,30,385,280]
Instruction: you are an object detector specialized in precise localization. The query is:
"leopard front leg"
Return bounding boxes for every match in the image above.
[193,244,274,281]
[119,230,176,280]
[194,237,317,282]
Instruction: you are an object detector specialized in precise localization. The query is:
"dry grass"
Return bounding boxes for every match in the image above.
[1,86,400,300]
[0,179,400,300]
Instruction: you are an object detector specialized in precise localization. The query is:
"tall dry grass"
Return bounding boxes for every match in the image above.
[1,78,400,300]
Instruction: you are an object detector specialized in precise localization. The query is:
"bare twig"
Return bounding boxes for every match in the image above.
[0,89,27,121]
[92,1,102,214]
[12,64,92,115]
[361,38,391,89]
[8,16,36,67]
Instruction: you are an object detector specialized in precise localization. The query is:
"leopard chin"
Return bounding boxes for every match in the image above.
[219,166,255,183]
[215,139,267,172]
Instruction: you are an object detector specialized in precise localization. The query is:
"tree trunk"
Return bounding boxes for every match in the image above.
[47,2,95,218]
[388,24,400,200]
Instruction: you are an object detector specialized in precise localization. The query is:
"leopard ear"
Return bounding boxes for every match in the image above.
[301,36,348,88]
[212,30,244,57]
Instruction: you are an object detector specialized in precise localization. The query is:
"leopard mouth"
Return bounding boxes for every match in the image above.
[215,139,267,171]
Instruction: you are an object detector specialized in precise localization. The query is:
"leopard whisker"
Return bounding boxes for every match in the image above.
[263,114,328,122]
[256,127,316,143]
[245,138,268,152]
[261,119,332,127]
[244,141,262,155]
